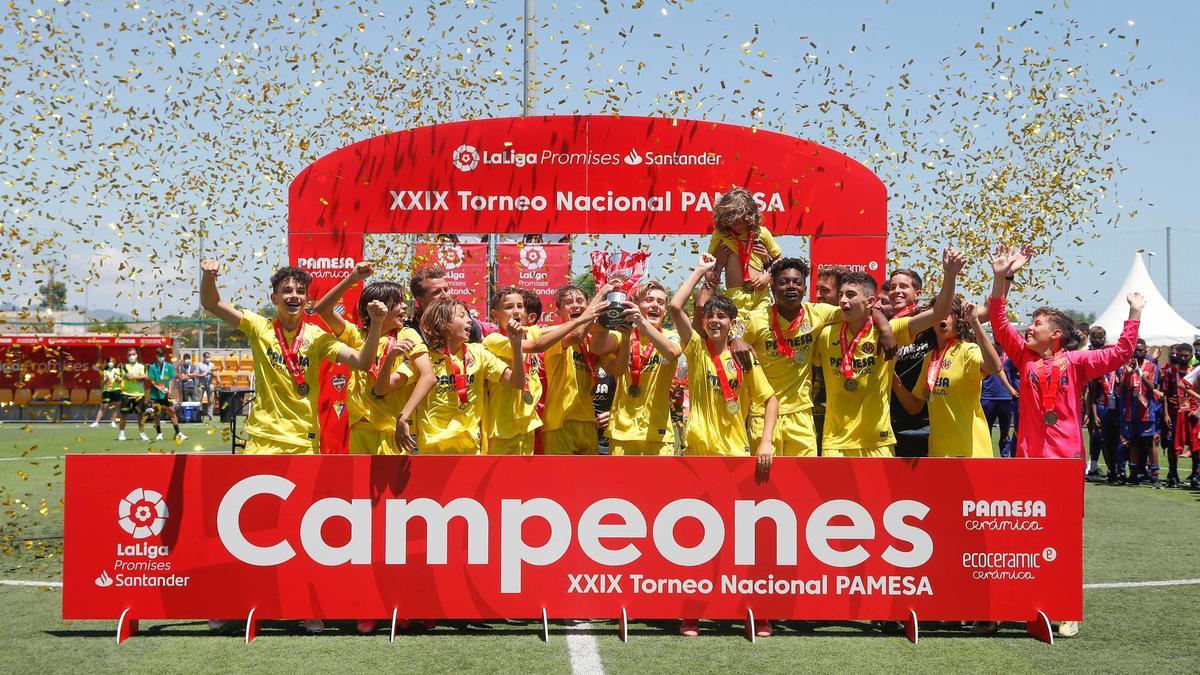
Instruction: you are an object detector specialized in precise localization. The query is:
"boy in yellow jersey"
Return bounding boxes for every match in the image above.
[199,259,384,455]
[542,283,619,455]
[892,299,1003,458]
[415,298,526,454]
[603,281,684,456]
[91,357,122,428]
[116,347,150,442]
[813,249,964,457]
[732,258,899,457]
[482,286,605,455]
[706,186,782,315]
[670,253,778,639]
[311,262,436,455]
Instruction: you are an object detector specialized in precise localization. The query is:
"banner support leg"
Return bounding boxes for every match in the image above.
[619,608,628,643]
[390,609,399,643]
[903,609,919,644]
[244,608,258,645]
[744,608,756,644]
[541,608,549,643]
[116,608,137,644]
[1026,610,1055,645]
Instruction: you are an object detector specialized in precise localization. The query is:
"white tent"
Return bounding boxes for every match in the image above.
[1093,252,1199,346]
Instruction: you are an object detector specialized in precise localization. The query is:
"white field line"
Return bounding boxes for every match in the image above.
[564,622,604,675]
[1083,578,1200,589]
[0,579,62,587]
[0,455,65,461]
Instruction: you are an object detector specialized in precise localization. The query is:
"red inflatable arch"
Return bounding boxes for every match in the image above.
[287,115,888,452]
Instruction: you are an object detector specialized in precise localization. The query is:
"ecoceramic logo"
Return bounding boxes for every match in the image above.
[118,488,168,539]
[452,144,480,172]
[521,244,547,271]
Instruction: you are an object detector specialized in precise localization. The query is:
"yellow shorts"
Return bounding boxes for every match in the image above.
[244,435,317,455]
[419,434,480,455]
[822,446,895,458]
[725,286,772,317]
[349,425,403,455]
[748,410,817,457]
[610,439,676,456]
[544,420,598,455]
[488,433,535,456]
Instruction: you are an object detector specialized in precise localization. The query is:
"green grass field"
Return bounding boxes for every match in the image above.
[1,422,1197,674]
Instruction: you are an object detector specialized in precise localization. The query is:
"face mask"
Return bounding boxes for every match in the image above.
[128,355,137,363]
[157,356,165,363]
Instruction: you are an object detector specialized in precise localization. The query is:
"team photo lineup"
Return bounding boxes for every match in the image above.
[103,185,1154,639]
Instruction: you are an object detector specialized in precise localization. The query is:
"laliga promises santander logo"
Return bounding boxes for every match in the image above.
[452,144,480,172]
[118,488,168,539]
[521,244,547,271]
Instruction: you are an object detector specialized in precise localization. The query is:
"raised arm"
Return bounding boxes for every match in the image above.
[333,300,385,371]
[502,318,527,390]
[312,261,373,337]
[964,300,1001,376]
[199,259,243,328]
[1076,293,1144,382]
[909,247,965,335]
[987,246,1029,363]
[670,254,718,347]
[532,287,607,353]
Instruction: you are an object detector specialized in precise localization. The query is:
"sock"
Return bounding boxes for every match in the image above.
[172,422,180,434]
[155,422,162,434]
[1088,459,1099,473]
[1150,464,1160,479]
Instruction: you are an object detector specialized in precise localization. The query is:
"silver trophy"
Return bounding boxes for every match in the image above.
[600,285,629,330]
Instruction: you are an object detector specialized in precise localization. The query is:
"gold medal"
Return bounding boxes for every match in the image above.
[522,391,534,405]
[792,351,806,364]
[725,399,740,414]
[1043,411,1058,425]
[628,384,641,397]
[297,382,310,396]
[843,378,858,392]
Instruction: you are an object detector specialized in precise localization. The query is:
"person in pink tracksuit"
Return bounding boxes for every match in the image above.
[988,245,1143,460]
[987,244,1143,639]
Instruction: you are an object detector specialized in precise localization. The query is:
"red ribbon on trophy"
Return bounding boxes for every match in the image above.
[590,250,650,293]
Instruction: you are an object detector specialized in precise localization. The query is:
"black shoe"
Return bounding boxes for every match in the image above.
[1150,478,1164,490]
[1086,468,1102,478]
[1167,474,1182,488]
[1186,474,1200,488]
[1105,473,1120,485]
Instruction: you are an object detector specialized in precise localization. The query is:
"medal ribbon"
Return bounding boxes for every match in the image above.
[580,335,598,382]
[770,304,805,358]
[838,320,874,379]
[442,345,470,407]
[628,332,655,392]
[706,339,741,408]
[925,339,956,393]
[1038,354,1064,417]
[735,229,758,281]
[893,304,917,318]
[369,332,398,380]
[273,320,307,389]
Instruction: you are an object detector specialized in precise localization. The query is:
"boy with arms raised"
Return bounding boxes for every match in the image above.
[670,253,778,638]
[603,281,684,456]
[199,259,384,455]
[813,248,964,457]
[988,244,1141,638]
[311,262,436,455]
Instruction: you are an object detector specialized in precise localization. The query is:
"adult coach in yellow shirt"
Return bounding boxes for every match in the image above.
[813,248,964,457]
[199,259,385,455]
[603,280,684,456]
[891,298,1004,457]
[732,258,898,457]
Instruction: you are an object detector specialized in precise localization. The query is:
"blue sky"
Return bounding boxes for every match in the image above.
[2,1,1194,323]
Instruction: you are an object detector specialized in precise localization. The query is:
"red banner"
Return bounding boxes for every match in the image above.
[495,242,572,316]
[412,242,489,318]
[0,335,171,393]
[65,456,1082,622]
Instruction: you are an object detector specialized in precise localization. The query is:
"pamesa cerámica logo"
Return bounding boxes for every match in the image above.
[451,144,721,172]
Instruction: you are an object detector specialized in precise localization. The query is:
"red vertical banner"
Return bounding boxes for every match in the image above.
[412,242,490,318]
[495,242,572,314]
[289,232,365,455]
[809,235,888,301]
